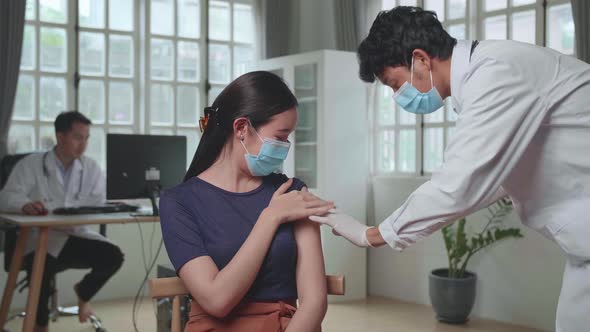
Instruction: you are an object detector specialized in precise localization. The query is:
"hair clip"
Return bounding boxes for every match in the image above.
[199,107,219,133]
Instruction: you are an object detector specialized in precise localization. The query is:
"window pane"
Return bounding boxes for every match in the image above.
[234,4,254,43]
[40,27,67,73]
[485,0,506,12]
[424,108,444,123]
[79,0,105,28]
[448,24,466,40]
[233,46,254,78]
[208,86,223,104]
[177,85,199,126]
[177,128,200,169]
[399,129,416,172]
[40,0,67,24]
[513,0,535,6]
[378,130,395,173]
[178,41,199,82]
[448,0,466,19]
[399,0,417,6]
[209,1,230,41]
[378,85,395,126]
[13,75,36,120]
[511,10,535,44]
[21,25,36,70]
[547,4,575,55]
[151,84,174,125]
[424,0,444,22]
[424,128,444,173]
[150,128,174,135]
[151,38,174,80]
[110,0,133,31]
[109,34,134,77]
[79,79,105,124]
[484,15,507,40]
[209,43,230,84]
[40,76,66,121]
[26,0,36,20]
[108,127,134,134]
[8,125,36,154]
[86,127,106,170]
[398,106,417,125]
[79,32,105,76]
[178,0,200,38]
[382,0,395,10]
[109,82,134,124]
[40,125,56,150]
[151,0,174,35]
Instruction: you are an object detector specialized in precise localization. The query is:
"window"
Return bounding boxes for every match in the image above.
[373,0,574,176]
[11,0,75,155]
[10,0,258,170]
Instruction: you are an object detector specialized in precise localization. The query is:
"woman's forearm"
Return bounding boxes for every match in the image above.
[285,302,326,332]
[205,209,280,316]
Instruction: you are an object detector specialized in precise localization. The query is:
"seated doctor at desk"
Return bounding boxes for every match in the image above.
[0,111,124,332]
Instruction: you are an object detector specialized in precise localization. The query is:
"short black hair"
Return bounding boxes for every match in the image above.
[357,6,457,83]
[54,111,92,133]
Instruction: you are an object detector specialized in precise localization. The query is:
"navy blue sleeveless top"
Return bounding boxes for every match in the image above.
[159,173,305,301]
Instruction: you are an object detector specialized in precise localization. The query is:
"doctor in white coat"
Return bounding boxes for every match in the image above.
[0,111,124,332]
[309,6,590,332]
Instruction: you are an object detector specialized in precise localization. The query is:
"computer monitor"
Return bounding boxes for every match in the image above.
[106,134,187,215]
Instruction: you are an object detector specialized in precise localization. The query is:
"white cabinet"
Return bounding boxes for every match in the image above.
[257,50,369,301]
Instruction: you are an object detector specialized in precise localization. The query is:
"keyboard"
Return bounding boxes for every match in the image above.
[53,203,139,215]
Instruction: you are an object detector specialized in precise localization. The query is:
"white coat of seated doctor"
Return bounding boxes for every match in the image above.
[0,111,123,332]
[308,6,590,332]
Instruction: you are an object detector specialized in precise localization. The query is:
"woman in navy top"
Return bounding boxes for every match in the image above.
[159,71,333,331]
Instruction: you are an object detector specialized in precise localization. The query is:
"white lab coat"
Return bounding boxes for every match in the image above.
[0,149,110,257]
[378,40,590,332]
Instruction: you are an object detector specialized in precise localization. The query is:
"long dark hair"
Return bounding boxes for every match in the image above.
[184,71,298,181]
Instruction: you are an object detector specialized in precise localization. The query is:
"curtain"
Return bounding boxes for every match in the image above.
[259,0,295,59]
[571,0,590,63]
[0,0,26,159]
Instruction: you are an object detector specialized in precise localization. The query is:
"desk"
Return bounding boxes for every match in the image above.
[0,213,159,332]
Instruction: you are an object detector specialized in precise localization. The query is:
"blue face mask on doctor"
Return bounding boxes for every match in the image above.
[392,56,444,114]
[240,123,290,177]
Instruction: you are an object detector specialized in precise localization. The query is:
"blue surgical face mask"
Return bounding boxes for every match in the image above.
[392,56,444,114]
[240,125,290,177]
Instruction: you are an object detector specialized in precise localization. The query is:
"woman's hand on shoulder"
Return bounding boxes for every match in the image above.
[262,179,334,225]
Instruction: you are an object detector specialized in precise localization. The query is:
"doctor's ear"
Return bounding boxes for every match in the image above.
[412,49,432,70]
[233,117,249,140]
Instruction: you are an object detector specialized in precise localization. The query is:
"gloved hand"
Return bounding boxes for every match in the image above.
[309,210,372,248]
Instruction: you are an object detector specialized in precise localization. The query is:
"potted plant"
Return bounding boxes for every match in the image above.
[429,197,523,324]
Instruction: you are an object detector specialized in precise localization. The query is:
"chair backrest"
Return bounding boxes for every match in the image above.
[0,153,31,190]
[1,153,32,269]
[148,275,345,332]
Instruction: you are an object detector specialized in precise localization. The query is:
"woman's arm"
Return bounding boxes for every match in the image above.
[286,187,328,332]
[178,209,280,318]
[177,180,333,319]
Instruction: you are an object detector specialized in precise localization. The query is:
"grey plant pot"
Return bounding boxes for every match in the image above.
[429,268,477,324]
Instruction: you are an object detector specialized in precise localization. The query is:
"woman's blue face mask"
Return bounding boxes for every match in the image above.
[392,56,444,114]
[240,124,290,177]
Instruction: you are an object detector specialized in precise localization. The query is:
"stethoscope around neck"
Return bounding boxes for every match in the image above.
[42,151,84,202]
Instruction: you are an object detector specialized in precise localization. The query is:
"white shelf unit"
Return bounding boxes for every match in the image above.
[257,50,369,301]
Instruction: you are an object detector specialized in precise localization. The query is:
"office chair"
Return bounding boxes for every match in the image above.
[0,153,106,332]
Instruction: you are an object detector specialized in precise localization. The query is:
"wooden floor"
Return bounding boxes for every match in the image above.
[4,296,544,332]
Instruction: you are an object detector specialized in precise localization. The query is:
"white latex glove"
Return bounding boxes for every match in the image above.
[309,210,372,248]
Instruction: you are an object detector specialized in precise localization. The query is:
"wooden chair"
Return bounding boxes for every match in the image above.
[149,275,345,332]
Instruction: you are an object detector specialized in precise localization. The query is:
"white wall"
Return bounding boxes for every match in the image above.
[1,215,172,311]
[368,177,566,332]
